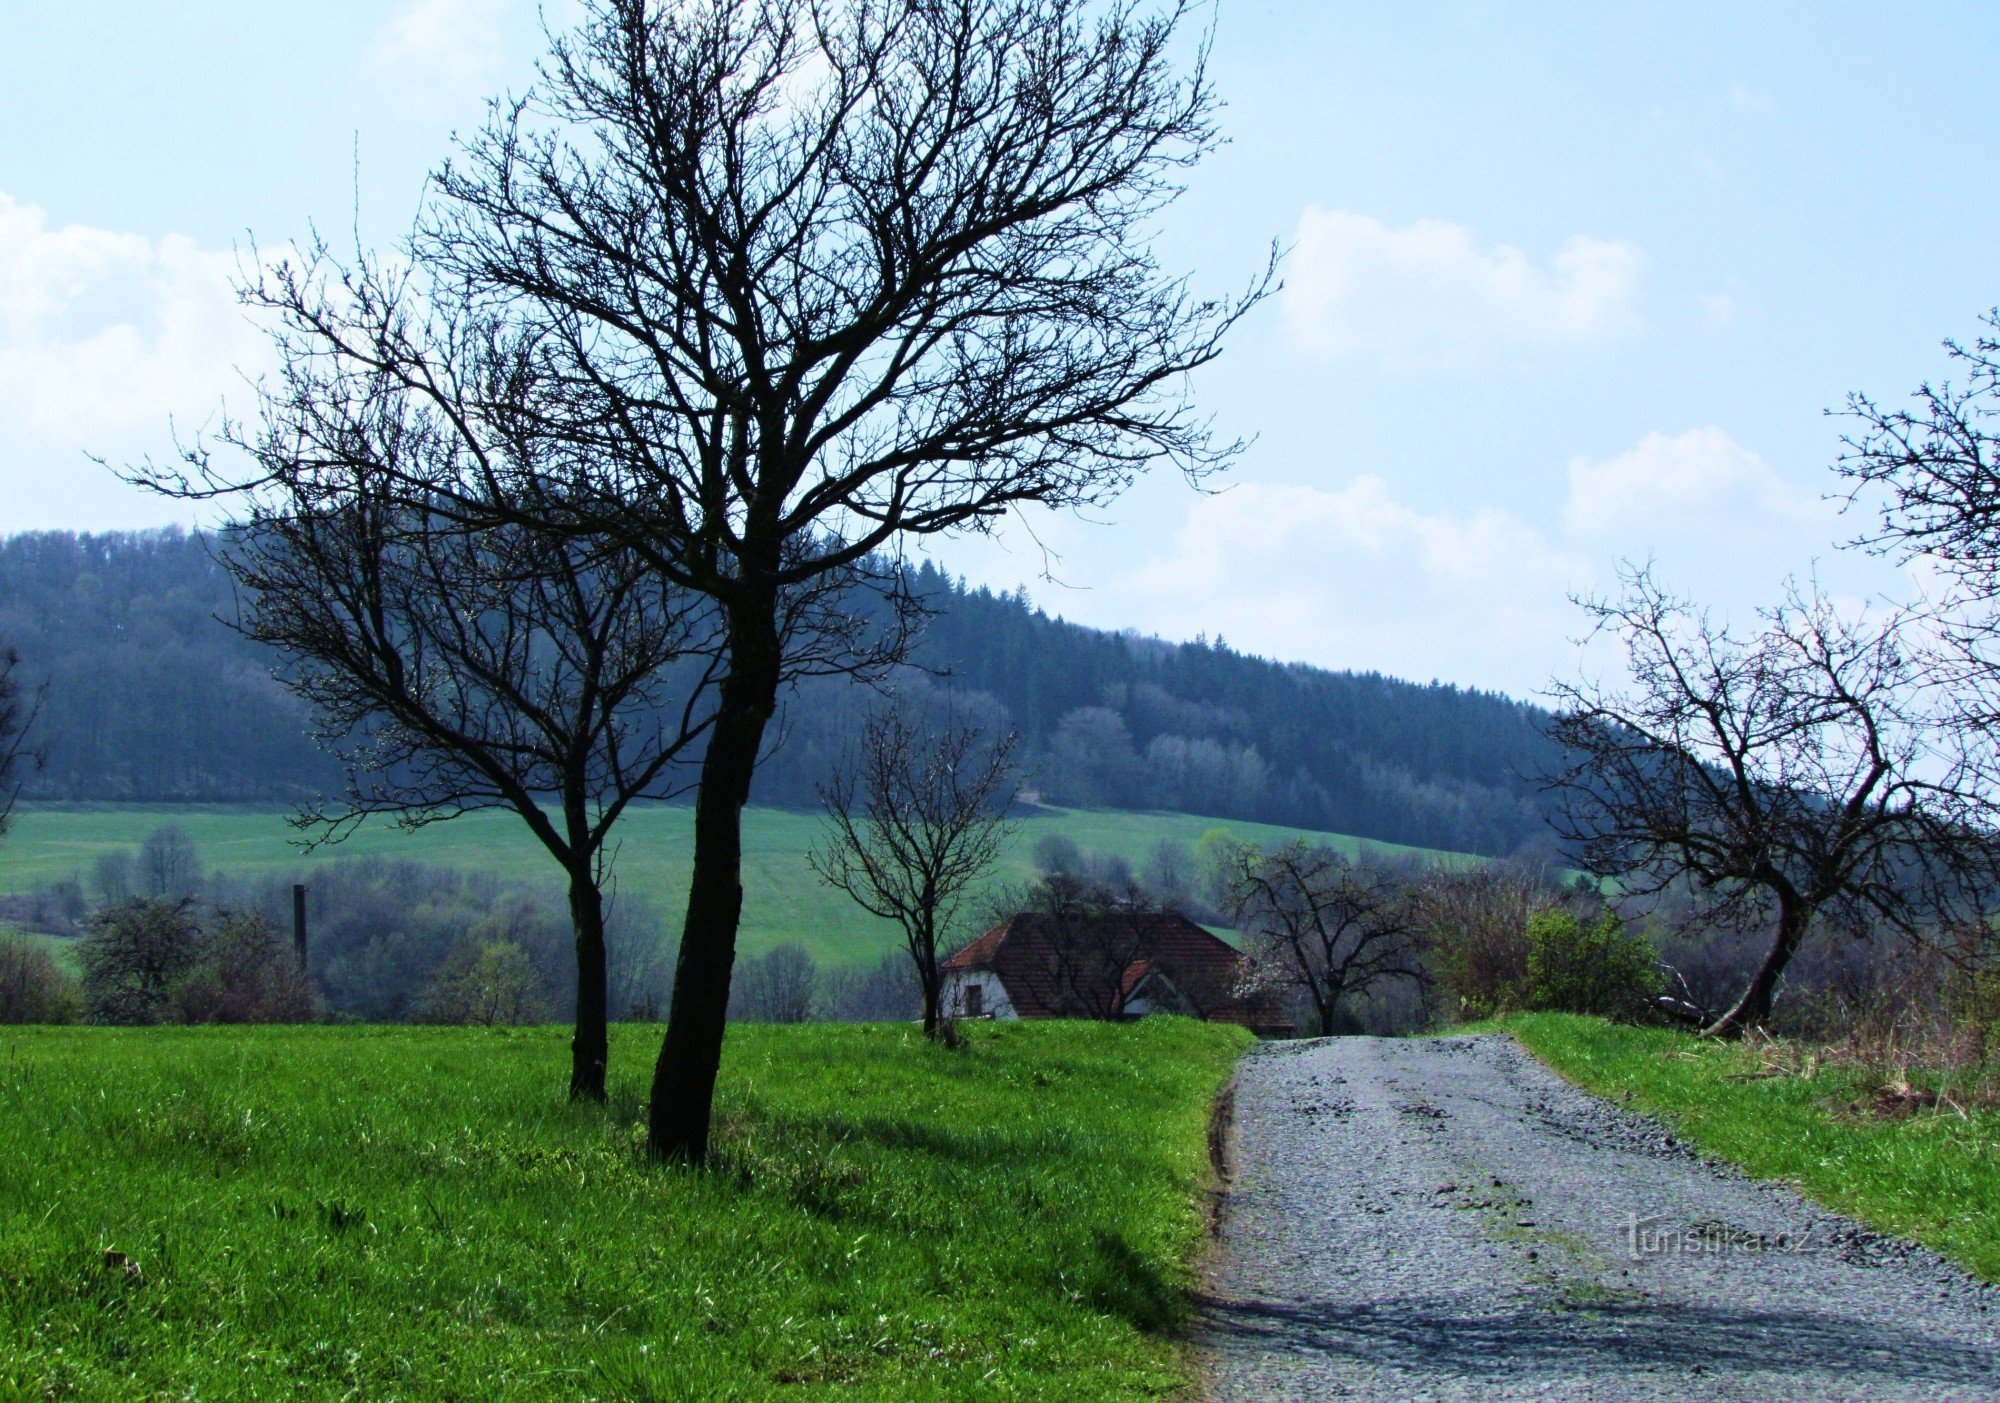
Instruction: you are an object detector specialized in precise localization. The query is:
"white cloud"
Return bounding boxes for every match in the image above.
[1108,478,1592,693]
[1563,427,1826,537]
[1282,208,1645,363]
[370,0,510,85]
[0,192,260,529]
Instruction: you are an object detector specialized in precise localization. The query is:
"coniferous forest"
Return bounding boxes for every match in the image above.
[0,528,1558,855]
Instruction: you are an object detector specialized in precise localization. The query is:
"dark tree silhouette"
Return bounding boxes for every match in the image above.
[1546,567,2000,1038]
[226,493,722,1100]
[1221,841,1423,1037]
[811,707,1016,1038]
[145,0,1267,1161]
[0,644,42,841]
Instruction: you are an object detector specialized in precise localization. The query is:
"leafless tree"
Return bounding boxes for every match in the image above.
[1833,308,2000,752]
[141,0,1266,1162]
[1220,841,1424,1038]
[1836,309,2000,595]
[1016,871,1160,1020]
[1403,863,1552,1021]
[811,707,1017,1038]
[225,486,722,1100]
[136,825,202,901]
[1546,566,2000,1038]
[0,645,43,842]
[729,944,820,1023]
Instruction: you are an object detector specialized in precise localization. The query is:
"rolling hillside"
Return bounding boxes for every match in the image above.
[0,529,1563,856]
[0,801,1466,968]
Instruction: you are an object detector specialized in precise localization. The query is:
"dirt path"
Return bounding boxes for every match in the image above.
[1200,1035,2000,1401]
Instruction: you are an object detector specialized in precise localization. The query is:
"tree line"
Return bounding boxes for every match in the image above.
[0,530,1560,856]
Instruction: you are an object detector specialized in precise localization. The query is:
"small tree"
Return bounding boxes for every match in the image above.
[0,645,41,842]
[0,935,82,1024]
[224,482,720,1100]
[1406,864,1554,1020]
[136,825,201,900]
[1011,871,1159,1021]
[1547,567,2000,1037]
[421,937,552,1026]
[81,899,203,1025]
[171,912,313,1024]
[1221,841,1424,1038]
[811,709,1017,1038]
[729,944,820,1024]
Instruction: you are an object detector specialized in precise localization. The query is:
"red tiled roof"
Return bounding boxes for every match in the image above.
[944,909,1287,1032]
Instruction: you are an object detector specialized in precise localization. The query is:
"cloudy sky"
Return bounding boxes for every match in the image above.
[3,1,1996,698]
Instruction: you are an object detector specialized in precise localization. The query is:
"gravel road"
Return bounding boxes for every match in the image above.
[1200,1035,2000,1401]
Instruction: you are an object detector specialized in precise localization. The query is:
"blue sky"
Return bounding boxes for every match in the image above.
[3,1,1996,697]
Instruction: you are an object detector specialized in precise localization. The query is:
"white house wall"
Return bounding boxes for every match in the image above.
[943,970,1018,1020]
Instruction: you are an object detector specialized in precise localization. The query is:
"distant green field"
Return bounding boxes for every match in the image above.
[0,1019,1250,1399]
[0,802,1462,966]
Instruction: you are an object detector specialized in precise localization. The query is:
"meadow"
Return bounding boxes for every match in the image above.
[1506,1013,2000,1282]
[0,1018,1250,1399]
[0,802,1457,967]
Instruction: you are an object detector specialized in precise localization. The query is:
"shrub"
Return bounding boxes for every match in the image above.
[0,935,82,1023]
[1522,908,1661,1019]
[171,912,313,1024]
[418,937,551,1025]
[80,898,202,1025]
[1409,866,1548,1019]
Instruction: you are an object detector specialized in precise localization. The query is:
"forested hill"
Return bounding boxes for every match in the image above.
[0,529,1561,856]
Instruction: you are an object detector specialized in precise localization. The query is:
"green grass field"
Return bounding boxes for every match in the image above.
[0,802,1458,966]
[0,1018,1249,1399]
[1506,1013,2000,1282]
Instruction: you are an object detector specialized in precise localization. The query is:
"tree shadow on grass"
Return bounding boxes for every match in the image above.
[1199,1292,2000,1388]
[1075,1231,1185,1334]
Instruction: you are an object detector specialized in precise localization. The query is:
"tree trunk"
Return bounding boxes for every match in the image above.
[917,927,941,1041]
[569,870,609,1102]
[1316,999,1338,1038]
[647,599,780,1164]
[1704,894,1811,1039]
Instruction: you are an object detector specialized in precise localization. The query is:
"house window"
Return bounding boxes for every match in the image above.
[964,983,984,1017]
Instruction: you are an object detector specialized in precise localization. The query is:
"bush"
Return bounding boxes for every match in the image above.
[418,937,552,1025]
[80,898,202,1025]
[0,935,82,1023]
[1522,908,1660,1019]
[1409,866,1548,1019]
[171,912,313,1024]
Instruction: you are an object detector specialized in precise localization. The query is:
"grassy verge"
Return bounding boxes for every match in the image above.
[0,1019,1247,1400]
[1504,1012,2000,1282]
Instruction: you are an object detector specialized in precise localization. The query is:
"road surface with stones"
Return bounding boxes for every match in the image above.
[1200,1034,1999,1401]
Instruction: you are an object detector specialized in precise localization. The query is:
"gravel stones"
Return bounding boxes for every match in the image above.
[1199,1035,2000,1402]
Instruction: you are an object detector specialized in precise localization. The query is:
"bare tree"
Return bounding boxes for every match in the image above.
[136,825,202,900]
[1403,863,1552,1022]
[1835,308,2000,594]
[1833,308,2000,753]
[225,489,721,1100]
[811,708,1017,1038]
[729,944,820,1023]
[1546,566,2000,1038]
[0,645,43,842]
[1220,841,1424,1038]
[1015,871,1159,1020]
[145,0,1267,1162]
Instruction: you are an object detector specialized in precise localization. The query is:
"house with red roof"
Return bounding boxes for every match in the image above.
[941,909,1291,1034]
